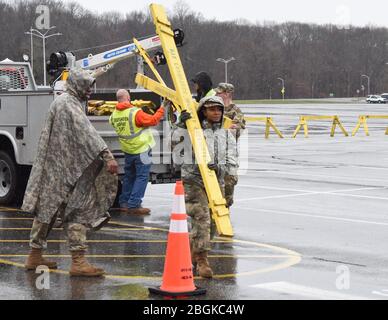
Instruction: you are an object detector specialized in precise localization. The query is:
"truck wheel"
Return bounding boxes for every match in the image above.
[0,151,17,205]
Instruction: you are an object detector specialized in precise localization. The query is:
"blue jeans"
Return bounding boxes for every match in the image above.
[119,149,152,209]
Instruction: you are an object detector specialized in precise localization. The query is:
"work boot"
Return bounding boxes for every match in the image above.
[125,207,151,215]
[69,251,105,277]
[25,248,58,270]
[195,252,213,278]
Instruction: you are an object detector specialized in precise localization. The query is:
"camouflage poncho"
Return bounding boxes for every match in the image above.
[22,69,117,228]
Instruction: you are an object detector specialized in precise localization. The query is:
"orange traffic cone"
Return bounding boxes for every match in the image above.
[149,180,206,297]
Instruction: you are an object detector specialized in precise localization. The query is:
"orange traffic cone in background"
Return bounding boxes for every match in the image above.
[149,180,206,297]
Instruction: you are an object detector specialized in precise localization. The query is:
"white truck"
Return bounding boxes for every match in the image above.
[0,32,185,205]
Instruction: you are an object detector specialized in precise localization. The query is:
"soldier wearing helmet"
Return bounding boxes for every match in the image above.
[171,95,237,278]
[215,83,245,208]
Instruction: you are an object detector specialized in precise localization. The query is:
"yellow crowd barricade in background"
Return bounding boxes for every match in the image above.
[292,115,349,138]
[352,115,388,136]
[245,117,284,139]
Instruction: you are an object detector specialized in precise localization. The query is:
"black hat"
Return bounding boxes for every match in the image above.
[191,71,213,90]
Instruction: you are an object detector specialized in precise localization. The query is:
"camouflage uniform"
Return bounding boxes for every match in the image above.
[215,83,245,207]
[223,102,245,208]
[30,218,88,252]
[22,68,117,252]
[224,104,246,139]
[171,96,237,254]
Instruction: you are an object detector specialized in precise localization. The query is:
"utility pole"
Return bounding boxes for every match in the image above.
[216,57,236,83]
[24,27,34,73]
[25,26,62,86]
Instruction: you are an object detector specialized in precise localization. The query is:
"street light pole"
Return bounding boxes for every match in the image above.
[29,27,33,73]
[42,35,46,86]
[277,77,285,100]
[361,74,370,96]
[25,26,62,86]
[25,27,34,74]
[216,57,236,83]
[225,62,228,84]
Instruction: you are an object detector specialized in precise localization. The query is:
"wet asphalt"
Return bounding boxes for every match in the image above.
[1,102,388,300]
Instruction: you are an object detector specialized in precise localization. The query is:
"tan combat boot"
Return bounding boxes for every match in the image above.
[25,248,58,270]
[195,252,213,278]
[69,251,105,277]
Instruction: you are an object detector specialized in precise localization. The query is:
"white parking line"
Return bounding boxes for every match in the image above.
[372,290,388,297]
[327,193,388,201]
[248,169,388,183]
[250,282,370,300]
[238,184,385,193]
[238,184,319,193]
[233,206,388,227]
[236,192,318,202]
[235,187,386,202]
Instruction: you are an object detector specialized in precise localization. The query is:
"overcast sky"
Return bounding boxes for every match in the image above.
[62,0,388,27]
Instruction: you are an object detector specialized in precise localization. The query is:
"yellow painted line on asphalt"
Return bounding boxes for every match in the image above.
[0,259,71,275]
[0,212,302,279]
[0,218,33,220]
[0,207,23,212]
[0,254,293,259]
[0,239,302,279]
[0,239,239,243]
[108,221,168,232]
[0,214,168,232]
[0,228,34,231]
[0,240,168,243]
[0,227,161,232]
[0,228,65,231]
[102,228,159,231]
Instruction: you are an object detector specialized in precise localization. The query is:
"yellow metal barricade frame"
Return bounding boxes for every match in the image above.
[245,117,284,139]
[352,115,388,136]
[292,115,349,138]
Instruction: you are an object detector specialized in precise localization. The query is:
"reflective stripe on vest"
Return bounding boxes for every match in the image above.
[110,107,155,154]
[117,108,148,140]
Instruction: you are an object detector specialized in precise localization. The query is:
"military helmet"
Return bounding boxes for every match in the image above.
[215,82,235,94]
[197,95,225,110]
[196,96,224,124]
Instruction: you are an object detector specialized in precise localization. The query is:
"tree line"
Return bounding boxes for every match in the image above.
[1,0,388,99]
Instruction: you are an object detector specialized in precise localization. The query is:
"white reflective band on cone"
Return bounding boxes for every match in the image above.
[169,220,188,233]
[172,195,186,214]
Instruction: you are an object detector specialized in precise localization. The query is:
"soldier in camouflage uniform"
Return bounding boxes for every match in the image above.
[22,68,118,277]
[171,96,237,278]
[215,83,245,208]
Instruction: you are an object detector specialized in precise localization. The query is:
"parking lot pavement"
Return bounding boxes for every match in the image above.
[1,103,388,300]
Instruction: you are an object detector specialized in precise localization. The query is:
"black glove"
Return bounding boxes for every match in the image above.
[208,163,218,174]
[179,110,192,124]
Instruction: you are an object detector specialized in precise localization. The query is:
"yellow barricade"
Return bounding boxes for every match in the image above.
[245,117,284,139]
[352,115,388,136]
[292,115,349,138]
